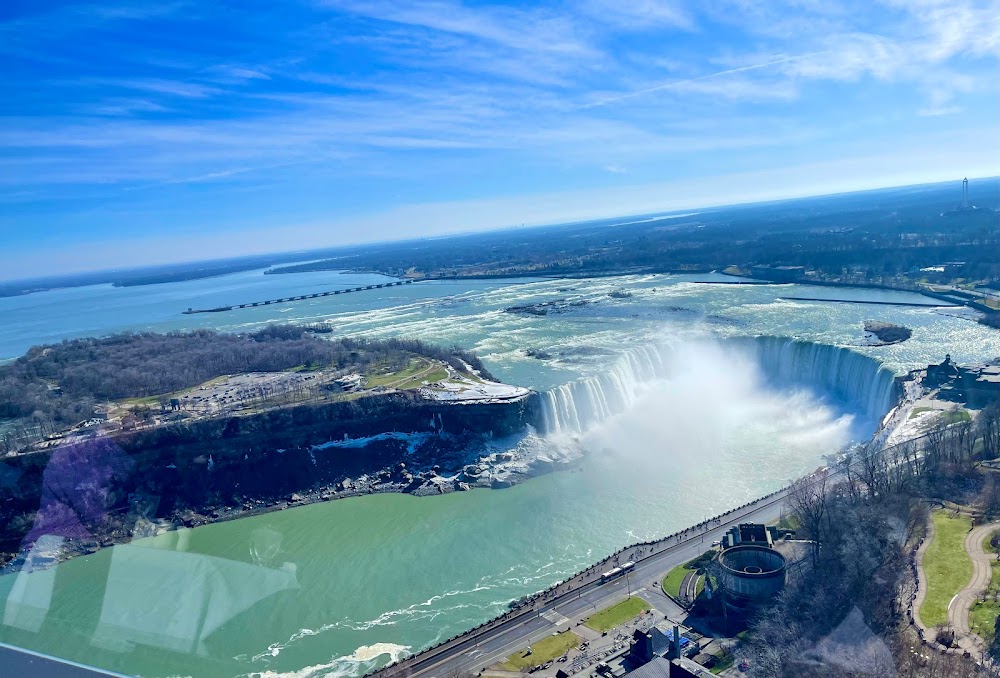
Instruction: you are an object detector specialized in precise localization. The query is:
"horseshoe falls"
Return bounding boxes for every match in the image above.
[538,336,899,436]
[735,336,900,421]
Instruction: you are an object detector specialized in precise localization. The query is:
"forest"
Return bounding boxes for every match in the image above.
[264,180,1000,284]
[0,325,491,449]
[742,404,1000,677]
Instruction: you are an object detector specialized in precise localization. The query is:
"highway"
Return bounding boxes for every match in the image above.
[378,489,788,678]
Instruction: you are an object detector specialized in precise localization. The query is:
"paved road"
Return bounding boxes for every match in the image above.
[913,514,934,635]
[953,521,1000,652]
[914,514,1000,656]
[382,491,787,678]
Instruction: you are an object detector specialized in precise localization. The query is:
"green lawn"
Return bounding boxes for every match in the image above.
[970,532,1000,641]
[365,359,425,387]
[584,597,650,632]
[919,510,973,628]
[396,368,447,389]
[661,550,715,599]
[662,565,688,598]
[365,359,448,390]
[496,631,581,671]
[710,654,735,674]
[941,409,972,425]
[908,407,971,424]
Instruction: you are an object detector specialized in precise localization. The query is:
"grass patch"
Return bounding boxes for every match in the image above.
[397,368,447,388]
[662,550,716,599]
[365,359,425,387]
[711,654,735,674]
[941,409,972,425]
[584,597,650,633]
[919,510,973,628]
[365,359,448,390]
[776,512,800,532]
[662,566,688,598]
[970,531,1000,642]
[908,407,970,424]
[496,631,581,671]
[988,531,1000,554]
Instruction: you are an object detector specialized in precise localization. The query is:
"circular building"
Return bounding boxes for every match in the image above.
[717,545,786,620]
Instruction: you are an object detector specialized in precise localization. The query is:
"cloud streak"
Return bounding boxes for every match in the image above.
[1,0,997,277]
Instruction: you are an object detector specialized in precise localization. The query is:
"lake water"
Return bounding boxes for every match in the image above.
[1,269,997,678]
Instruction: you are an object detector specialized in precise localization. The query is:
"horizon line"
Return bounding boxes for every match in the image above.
[2,174,997,286]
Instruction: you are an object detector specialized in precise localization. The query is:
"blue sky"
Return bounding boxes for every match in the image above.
[1,0,998,280]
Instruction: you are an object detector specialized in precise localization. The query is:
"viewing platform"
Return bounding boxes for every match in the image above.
[183,279,415,314]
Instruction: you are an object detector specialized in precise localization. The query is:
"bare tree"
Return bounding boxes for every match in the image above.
[788,470,829,561]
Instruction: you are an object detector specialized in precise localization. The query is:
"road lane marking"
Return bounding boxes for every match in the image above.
[541,610,570,625]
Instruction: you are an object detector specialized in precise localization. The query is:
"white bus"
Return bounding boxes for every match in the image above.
[600,567,622,583]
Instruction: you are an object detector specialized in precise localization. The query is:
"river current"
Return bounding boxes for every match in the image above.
[1,269,998,678]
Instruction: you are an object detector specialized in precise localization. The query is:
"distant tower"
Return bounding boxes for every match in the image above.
[962,177,969,209]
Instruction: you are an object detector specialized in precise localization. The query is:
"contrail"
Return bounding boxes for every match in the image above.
[578,51,830,109]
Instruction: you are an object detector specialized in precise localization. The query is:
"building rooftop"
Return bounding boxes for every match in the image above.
[722,522,774,549]
[621,657,672,678]
[671,657,713,677]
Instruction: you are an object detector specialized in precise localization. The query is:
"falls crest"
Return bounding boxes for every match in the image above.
[538,337,899,435]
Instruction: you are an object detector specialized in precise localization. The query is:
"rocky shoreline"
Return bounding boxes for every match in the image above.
[864,320,913,346]
[0,395,584,574]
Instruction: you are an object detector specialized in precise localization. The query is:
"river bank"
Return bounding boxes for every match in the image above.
[0,390,564,573]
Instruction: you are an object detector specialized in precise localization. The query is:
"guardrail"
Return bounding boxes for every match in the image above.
[369,488,790,677]
[370,422,943,677]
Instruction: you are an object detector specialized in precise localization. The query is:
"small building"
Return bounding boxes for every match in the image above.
[630,622,692,663]
[925,354,960,386]
[670,657,713,677]
[334,374,364,392]
[717,545,787,623]
[923,357,1000,407]
[716,523,787,627]
[630,626,671,663]
[721,523,775,550]
[621,657,672,678]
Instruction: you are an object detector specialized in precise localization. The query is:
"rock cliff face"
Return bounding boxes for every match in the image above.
[0,392,544,564]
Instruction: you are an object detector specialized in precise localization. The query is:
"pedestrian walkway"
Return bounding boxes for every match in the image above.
[950,521,1000,653]
[914,513,1000,657]
[541,610,570,626]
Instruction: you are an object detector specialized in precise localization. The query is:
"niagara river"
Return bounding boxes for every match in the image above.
[1,269,998,678]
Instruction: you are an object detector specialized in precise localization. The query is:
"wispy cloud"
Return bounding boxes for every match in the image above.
[579,0,695,31]
[1,0,997,277]
[580,53,825,109]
